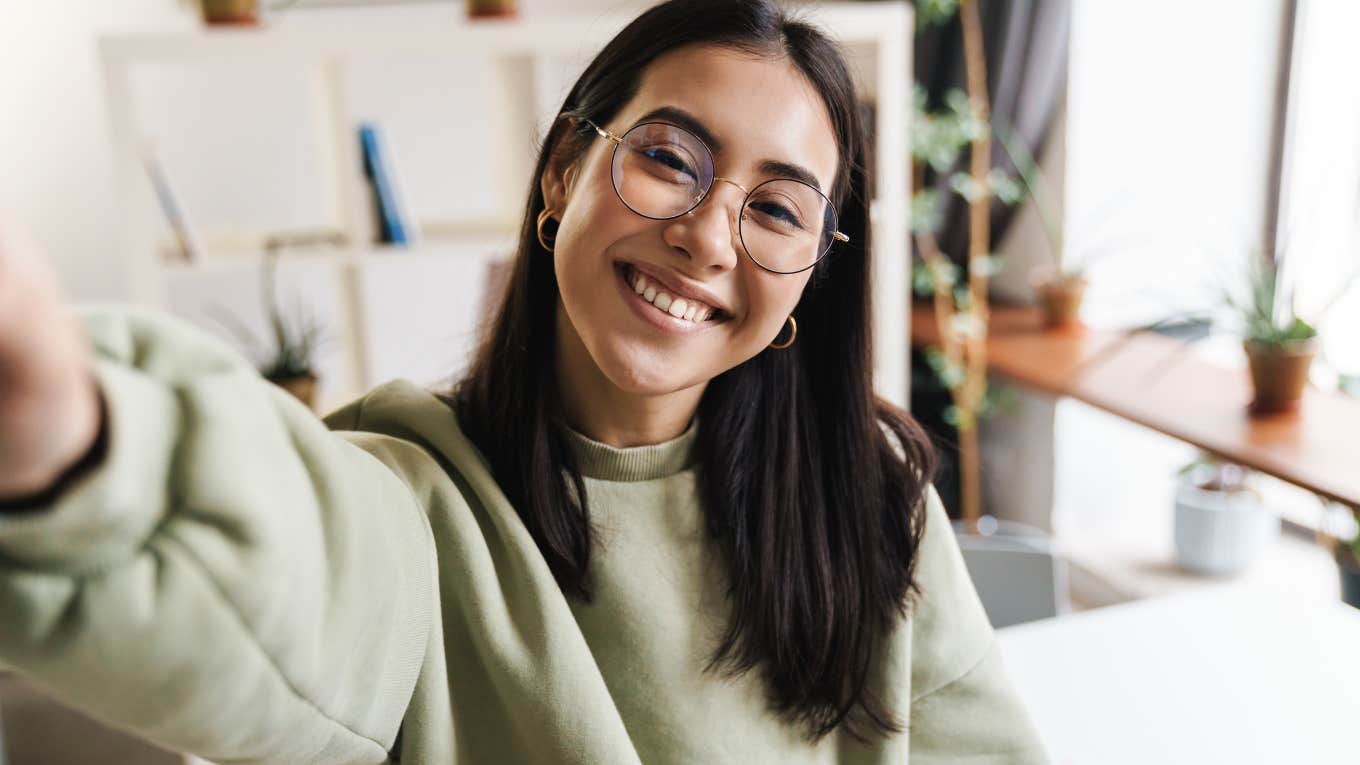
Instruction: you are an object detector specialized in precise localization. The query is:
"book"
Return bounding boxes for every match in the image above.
[358,123,419,247]
[140,142,205,262]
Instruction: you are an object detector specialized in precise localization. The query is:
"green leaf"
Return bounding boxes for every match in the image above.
[912,260,938,297]
[912,83,930,113]
[925,348,966,389]
[911,189,943,234]
[1230,254,1320,345]
[943,90,987,140]
[953,285,973,311]
[989,170,1025,205]
[970,253,1006,277]
[915,0,959,30]
[1284,317,1318,342]
[954,406,977,431]
[913,257,958,294]
[949,172,985,202]
[994,124,1064,256]
[982,384,1020,419]
[912,112,966,171]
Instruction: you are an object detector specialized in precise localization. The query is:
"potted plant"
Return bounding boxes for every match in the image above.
[1173,453,1278,576]
[194,0,260,26]
[210,247,329,410]
[1103,253,1356,417]
[996,127,1087,328]
[467,0,517,19]
[1221,255,1320,415]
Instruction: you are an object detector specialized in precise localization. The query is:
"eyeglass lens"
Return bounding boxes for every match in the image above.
[609,122,838,274]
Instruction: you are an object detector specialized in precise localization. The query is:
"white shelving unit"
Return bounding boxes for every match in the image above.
[99,1,913,413]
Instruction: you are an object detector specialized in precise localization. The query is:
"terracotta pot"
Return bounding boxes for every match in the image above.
[268,373,318,410]
[1243,338,1317,415]
[199,0,259,25]
[1034,276,1087,329]
[467,0,518,19]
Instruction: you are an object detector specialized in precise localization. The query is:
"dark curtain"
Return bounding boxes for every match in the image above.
[910,0,1071,517]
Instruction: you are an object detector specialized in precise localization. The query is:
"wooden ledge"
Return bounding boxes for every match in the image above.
[910,303,1360,509]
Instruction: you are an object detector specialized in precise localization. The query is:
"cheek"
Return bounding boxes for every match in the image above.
[735,268,811,344]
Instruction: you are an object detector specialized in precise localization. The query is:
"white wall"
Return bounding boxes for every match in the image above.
[0,0,193,300]
[0,0,631,301]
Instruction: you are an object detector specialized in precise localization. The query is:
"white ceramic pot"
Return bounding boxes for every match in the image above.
[1174,481,1278,576]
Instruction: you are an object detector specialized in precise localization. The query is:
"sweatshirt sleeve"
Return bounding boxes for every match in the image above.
[907,486,1050,764]
[0,304,437,765]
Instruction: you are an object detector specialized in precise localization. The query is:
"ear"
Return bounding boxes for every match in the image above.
[539,124,581,216]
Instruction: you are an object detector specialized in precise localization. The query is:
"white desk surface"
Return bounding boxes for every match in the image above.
[996,584,1360,765]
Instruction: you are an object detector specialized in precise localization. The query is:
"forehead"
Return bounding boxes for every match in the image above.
[621,45,840,193]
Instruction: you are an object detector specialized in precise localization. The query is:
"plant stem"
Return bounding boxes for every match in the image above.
[957,0,990,530]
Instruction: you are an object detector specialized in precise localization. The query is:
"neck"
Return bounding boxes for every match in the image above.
[554,301,706,448]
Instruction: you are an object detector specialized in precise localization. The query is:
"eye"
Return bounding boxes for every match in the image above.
[640,145,699,181]
[748,199,806,230]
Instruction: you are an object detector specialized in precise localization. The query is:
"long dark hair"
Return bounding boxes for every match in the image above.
[449,0,937,743]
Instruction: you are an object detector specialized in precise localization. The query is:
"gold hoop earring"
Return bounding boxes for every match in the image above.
[537,208,558,252]
[769,315,797,349]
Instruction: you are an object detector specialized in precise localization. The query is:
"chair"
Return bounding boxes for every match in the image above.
[953,518,1071,628]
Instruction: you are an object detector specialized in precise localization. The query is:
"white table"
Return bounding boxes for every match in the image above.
[997,584,1360,765]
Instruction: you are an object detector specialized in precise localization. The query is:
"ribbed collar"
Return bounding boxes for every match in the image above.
[558,419,700,482]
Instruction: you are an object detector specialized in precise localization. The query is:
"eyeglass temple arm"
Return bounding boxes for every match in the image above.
[584,119,623,145]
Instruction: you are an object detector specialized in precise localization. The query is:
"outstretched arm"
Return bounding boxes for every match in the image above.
[0,304,437,765]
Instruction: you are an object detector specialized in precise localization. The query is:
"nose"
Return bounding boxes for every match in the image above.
[661,178,746,273]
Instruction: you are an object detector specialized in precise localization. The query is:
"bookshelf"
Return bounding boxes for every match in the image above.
[99,1,914,413]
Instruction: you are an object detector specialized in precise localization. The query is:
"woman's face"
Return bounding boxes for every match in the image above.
[543,44,841,398]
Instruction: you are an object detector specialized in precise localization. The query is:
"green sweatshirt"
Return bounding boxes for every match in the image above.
[0,305,1048,764]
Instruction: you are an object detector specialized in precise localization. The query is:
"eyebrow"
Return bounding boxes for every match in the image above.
[633,106,827,193]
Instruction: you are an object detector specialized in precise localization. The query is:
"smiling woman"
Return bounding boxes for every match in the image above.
[0,0,1047,763]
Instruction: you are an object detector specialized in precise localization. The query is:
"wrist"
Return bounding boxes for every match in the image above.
[0,374,107,508]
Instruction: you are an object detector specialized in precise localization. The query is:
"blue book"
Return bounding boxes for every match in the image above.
[359,123,409,246]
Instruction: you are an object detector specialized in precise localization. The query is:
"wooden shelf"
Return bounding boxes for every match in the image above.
[911,303,1360,510]
[101,2,914,406]
[98,4,907,61]
[159,235,517,272]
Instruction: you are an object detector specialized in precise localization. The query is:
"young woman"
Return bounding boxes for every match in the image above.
[0,1,1048,762]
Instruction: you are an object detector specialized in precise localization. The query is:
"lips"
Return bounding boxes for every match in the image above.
[622,264,725,324]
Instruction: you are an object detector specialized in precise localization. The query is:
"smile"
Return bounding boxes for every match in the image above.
[617,263,729,326]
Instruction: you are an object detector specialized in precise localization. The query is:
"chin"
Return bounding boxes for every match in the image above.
[594,342,708,397]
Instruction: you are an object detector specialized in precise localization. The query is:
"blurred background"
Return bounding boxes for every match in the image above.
[2,0,1359,763]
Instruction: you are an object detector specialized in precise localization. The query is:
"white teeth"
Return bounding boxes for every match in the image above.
[626,265,718,324]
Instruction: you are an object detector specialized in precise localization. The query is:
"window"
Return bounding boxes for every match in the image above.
[1278,0,1360,385]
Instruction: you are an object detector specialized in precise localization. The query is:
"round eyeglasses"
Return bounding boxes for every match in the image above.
[582,118,849,275]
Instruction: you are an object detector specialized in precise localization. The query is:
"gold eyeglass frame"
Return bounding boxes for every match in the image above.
[581,117,850,275]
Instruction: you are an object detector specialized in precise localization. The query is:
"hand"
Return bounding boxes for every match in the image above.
[0,210,103,501]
